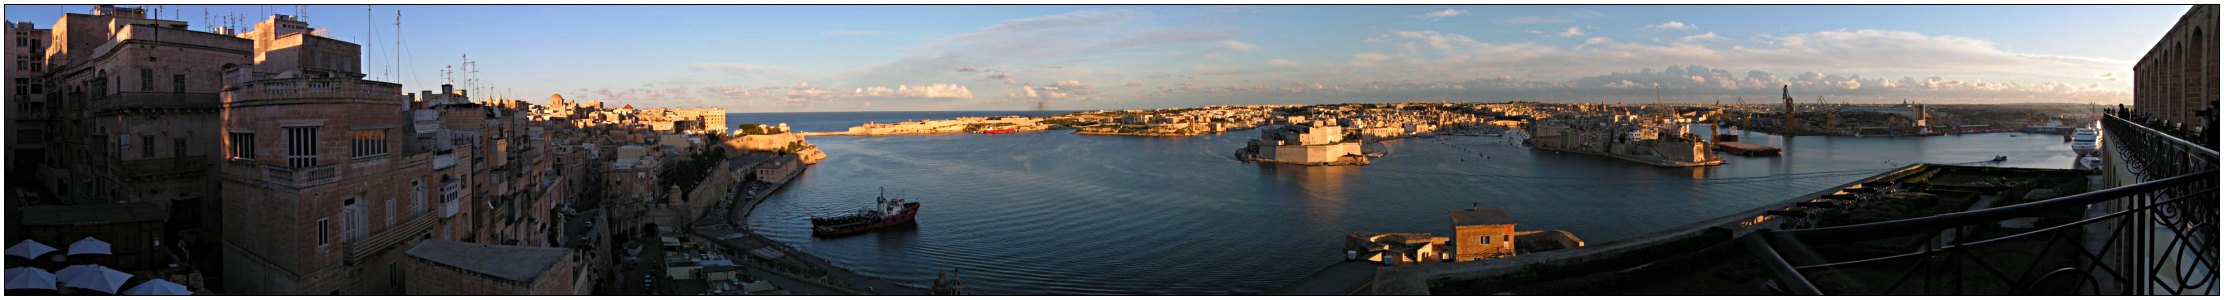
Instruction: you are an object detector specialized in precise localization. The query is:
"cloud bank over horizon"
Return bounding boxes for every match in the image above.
[519,6,2151,111]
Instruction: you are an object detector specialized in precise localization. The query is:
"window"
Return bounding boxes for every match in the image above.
[141,135,154,157]
[389,262,403,290]
[228,132,254,159]
[172,74,184,93]
[13,78,24,96]
[317,218,329,246]
[1481,236,1490,244]
[351,129,388,158]
[140,68,152,91]
[286,127,318,168]
[410,181,425,217]
[174,138,185,158]
[344,198,367,243]
[385,198,396,227]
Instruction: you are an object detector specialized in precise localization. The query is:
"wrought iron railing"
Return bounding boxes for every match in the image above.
[1745,114,2218,295]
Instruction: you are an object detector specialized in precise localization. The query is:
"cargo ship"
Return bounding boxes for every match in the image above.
[811,188,921,236]
[1713,133,1781,156]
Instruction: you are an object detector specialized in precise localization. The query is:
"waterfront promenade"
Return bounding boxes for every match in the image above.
[682,163,931,295]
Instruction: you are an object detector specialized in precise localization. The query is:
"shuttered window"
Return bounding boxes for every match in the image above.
[287,127,319,168]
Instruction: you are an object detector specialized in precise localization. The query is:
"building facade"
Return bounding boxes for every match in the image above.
[217,14,457,295]
[9,21,51,176]
[1448,207,1516,262]
[2133,5,2218,128]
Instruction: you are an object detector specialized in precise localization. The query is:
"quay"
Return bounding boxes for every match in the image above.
[670,156,933,295]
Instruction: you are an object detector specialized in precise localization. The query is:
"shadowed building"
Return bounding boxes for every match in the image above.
[217,14,452,295]
[401,240,578,295]
[2133,5,2218,130]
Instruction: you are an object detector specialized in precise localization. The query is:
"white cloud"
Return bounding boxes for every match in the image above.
[688,63,782,77]
[1007,80,1100,101]
[1585,37,1611,45]
[854,83,976,99]
[1207,40,1259,54]
[1411,9,1469,21]
[1500,8,1606,24]
[1268,59,1299,68]
[1558,26,1586,37]
[1642,21,1696,31]
[1679,32,1723,43]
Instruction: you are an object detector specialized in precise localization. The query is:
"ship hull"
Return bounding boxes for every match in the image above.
[1715,141,1782,156]
[812,203,922,236]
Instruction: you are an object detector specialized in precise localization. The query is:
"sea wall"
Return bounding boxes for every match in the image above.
[1368,164,1928,295]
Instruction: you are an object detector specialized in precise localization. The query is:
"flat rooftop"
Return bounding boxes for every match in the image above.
[405,239,572,283]
[1448,207,1514,226]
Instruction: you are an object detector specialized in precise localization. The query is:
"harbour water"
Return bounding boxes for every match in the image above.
[728,112,2081,295]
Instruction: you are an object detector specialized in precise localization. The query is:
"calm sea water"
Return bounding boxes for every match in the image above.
[727,112,2080,295]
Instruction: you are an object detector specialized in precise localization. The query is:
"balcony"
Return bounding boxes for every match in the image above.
[260,164,339,189]
[1742,114,2217,295]
[224,77,404,105]
[439,180,463,219]
[343,214,439,264]
[433,153,457,170]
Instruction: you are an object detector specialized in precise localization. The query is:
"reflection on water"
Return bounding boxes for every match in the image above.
[736,118,2079,294]
[1265,165,1359,226]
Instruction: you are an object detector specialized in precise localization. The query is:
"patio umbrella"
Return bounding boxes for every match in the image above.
[66,238,110,256]
[53,265,97,282]
[57,265,129,294]
[5,240,56,260]
[3,267,56,291]
[123,279,190,295]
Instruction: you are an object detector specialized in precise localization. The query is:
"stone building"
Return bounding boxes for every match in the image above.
[401,240,579,295]
[10,21,50,175]
[216,14,456,295]
[29,6,254,271]
[2133,5,2218,128]
[1344,231,1450,265]
[1448,206,1515,262]
[35,4,246,213]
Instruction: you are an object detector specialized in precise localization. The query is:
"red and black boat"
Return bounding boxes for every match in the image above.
[811,188,921,236]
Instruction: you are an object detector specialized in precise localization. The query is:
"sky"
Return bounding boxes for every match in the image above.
[5,5,2196,112]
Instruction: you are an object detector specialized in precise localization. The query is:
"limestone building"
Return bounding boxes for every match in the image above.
[216,14,456,295]
[1448,206,1515,262]
[9,21,50,175]
[2133,5,2218,129]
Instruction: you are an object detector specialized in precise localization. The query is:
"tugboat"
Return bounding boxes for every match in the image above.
[811,188,921,236]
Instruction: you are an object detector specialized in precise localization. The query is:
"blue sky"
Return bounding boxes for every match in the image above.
[6,5,2194,112]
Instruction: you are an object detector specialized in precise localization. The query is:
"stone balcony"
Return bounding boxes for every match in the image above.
[257,163,338,189]
[223,77,405,106]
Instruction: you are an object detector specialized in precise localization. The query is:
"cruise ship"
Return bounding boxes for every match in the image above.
[2070,123,2101,157]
